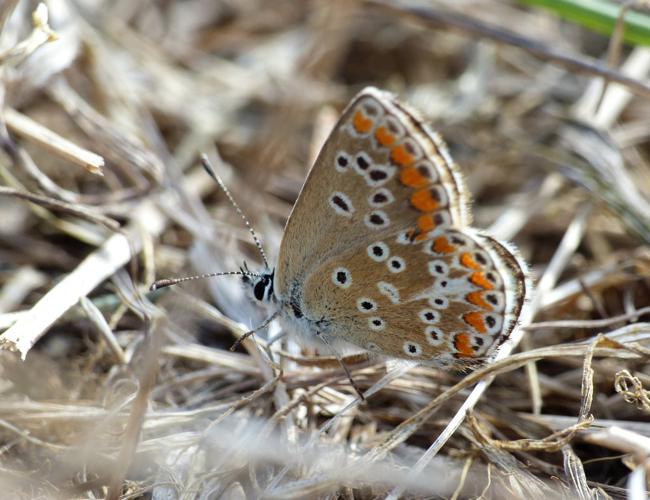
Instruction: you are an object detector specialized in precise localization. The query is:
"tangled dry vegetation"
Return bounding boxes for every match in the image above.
[1,0,650,498]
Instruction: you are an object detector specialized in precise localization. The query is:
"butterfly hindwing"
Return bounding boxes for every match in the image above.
[303,227,527,363]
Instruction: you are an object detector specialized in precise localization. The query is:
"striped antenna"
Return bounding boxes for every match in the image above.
[317,333,366,401]
[150,270,263,291]
[200,154,269,269]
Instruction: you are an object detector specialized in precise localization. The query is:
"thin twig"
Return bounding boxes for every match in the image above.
[526,306,650,331]
[0,186,120,232]
[4,107,104,175]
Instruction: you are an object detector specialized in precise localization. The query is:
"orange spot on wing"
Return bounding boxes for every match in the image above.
[454,333,475,357]
[433,236,455,254]
[375,126,396,147]
[470,272,495,290]
[353,110,373,133]
[413,215,437,242]
[400,167,428,188]
[417,214,436,233]
[466,291,492,310]
[460,252,481,270]
[463,312,487,334]
[411,189,439,212]
[391,143,415,167]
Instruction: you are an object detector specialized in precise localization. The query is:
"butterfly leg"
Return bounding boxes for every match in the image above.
[316,331,366,401]
[229,310,280,351]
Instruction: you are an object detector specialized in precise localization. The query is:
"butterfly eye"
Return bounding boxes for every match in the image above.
[253,277,270,301]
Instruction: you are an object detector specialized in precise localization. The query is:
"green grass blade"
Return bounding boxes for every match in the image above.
[518,0,650,46]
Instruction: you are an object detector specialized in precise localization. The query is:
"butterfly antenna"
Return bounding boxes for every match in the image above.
[150,271,263,291]
[200,154,269,269]
[230,310,280,351]
[317,333,366,401]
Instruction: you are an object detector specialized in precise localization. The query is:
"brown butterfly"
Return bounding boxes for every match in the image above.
[236,87,530,368]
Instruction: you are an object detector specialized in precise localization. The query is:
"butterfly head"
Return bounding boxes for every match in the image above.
[241,262,275,303]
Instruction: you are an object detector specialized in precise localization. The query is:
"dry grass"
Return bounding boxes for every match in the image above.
[1,0,650,498]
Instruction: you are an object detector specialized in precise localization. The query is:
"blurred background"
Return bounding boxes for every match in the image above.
[1,0,650,498]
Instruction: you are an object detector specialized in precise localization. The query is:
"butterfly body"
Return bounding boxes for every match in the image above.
[246,87,528,366]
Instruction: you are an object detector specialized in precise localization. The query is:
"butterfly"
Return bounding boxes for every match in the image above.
[235,87,529,368]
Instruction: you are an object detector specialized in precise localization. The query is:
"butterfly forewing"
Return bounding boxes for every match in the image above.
[274,87,528,365]
[276,88,468,296]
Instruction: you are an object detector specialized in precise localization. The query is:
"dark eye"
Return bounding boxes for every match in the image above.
[254,278,268,301]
